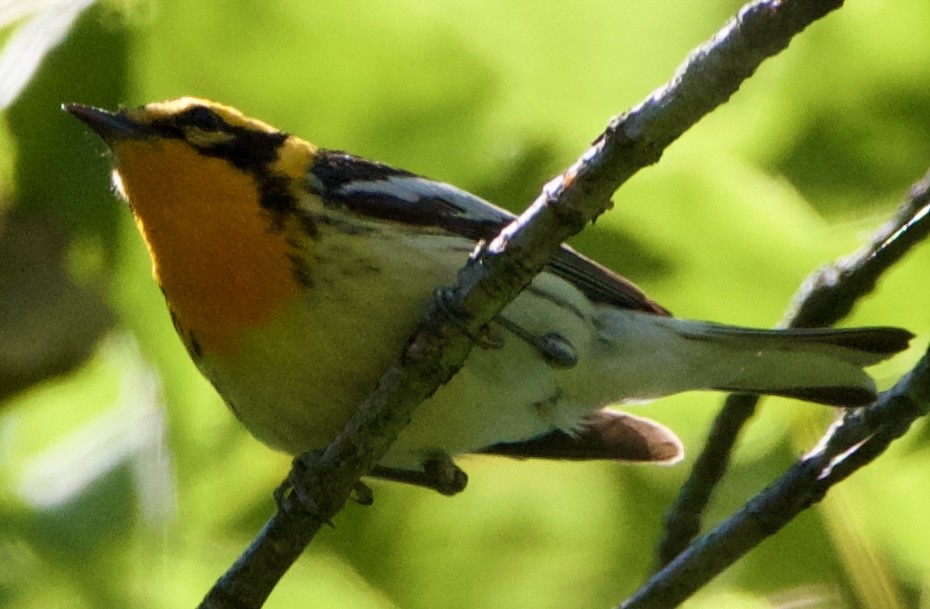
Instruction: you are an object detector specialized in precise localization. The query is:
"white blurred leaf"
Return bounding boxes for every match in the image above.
[0,0,95,109]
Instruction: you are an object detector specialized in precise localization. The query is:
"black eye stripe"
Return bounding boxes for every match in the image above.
[144,105,295,213]
[177,106,226,131]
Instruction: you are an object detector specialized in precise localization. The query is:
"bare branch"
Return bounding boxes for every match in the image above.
[198,0,851,606]
[789,167,930,327]
[656,393,758,567]
[624,346,930,609]
[659,167,930,565]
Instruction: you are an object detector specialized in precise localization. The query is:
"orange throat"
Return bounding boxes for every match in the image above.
[114,139,302,356]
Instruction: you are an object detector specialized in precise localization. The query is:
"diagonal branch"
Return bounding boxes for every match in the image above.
[198,0,849,607]
[624,346,930,609]
[658,167,930,566]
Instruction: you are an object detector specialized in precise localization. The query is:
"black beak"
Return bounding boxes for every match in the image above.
[63,103,148,143]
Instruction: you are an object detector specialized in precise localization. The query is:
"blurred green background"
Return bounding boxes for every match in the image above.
[1,1,929,607]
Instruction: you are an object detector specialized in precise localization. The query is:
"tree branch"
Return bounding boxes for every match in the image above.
[623,346,930,609]
[658,167,930,565]
[198,0,850,606]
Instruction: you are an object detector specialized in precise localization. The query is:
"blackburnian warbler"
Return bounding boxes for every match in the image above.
[65,97,911,486]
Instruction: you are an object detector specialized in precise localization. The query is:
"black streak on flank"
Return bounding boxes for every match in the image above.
[288,251,313,289]
[188,334,204,360]
[295,210,320,240]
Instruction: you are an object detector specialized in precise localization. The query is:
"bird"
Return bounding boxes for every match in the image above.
[65,97,912,489]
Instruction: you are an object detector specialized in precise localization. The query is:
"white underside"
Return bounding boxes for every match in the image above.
[194,223,877,469]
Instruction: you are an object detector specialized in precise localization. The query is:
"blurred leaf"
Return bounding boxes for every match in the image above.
[0,0,96,110]
[0,211,111,401]
[0,1,129,401]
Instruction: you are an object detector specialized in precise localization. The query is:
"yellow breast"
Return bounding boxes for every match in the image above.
[113,137,302,355]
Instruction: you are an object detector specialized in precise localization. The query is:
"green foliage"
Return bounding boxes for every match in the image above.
[1,1,928,608]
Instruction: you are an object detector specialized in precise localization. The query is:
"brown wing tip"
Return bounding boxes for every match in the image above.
[478,409,683,464]
[584,409,684,463]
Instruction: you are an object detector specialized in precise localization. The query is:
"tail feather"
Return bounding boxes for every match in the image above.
[676,323,914,365]
[668,320,913,406]
[592,311,913,407]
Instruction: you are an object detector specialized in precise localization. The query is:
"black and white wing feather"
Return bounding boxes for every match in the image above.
[309,150,668,315]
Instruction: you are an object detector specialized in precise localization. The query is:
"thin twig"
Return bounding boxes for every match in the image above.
[656,393,758,566]
[624,347,930,609]
[658,167,930,565]
[198,0,851,606]
[788,167,930,328]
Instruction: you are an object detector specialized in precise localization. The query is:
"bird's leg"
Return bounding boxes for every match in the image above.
[370,453,468,496]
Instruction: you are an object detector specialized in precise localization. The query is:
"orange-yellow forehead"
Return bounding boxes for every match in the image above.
[126,97,281,133]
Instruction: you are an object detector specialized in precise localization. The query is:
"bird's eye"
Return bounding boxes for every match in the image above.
[179,106,224,131]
